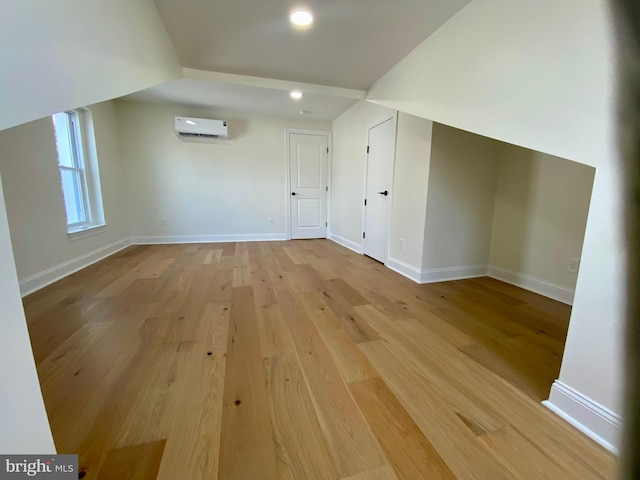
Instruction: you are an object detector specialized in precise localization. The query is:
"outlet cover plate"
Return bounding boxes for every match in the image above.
[568,258,580,273]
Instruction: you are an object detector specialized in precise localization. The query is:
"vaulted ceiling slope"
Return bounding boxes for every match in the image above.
[0,0,181,132]
[153,0,472,90]
[125,77,361,121]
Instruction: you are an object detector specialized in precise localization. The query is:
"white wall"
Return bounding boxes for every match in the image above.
[0,0,180,453]
[331,103,438,267]
[0,0,622,453]
[489,145,595,296]
[366,0,624,450]
[0,178,56,453]
[367,0,615,168]
[0,0,181,131]
[116,101,331,241]
[330,101,396,248]
[422,124,500,271]
[0,101,131,290]
[555,165,625,450]
[388,113,433,269]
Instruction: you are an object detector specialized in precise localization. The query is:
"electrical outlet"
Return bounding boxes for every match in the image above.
[568,258,580,273]
[279,175,285,184]
[268,217,275,225]
[399,238,405,251]
[161,218,168,227]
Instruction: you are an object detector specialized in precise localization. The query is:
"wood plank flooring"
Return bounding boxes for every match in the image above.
[23,240,617,479]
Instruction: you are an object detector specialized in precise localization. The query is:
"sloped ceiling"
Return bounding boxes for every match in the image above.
[153,0,471,90]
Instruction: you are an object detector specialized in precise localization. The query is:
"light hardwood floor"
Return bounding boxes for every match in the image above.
[24,240,617,479]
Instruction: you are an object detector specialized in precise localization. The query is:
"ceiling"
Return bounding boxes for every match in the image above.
[128,0,471,120]
[124,78,360,121]
[153,0,471,90]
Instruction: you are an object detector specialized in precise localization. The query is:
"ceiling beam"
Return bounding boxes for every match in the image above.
[183,68,366,100]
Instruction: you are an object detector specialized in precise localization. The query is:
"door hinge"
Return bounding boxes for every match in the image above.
[326,186,328,192]
[367,146,370,153]
[326,147,329,153]
[363,232,366,239]
[364,199,367,206]
[325,222,328,227]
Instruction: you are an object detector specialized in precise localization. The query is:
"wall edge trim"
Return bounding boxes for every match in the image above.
[543,380,622,455]
[386,258,488,284]
[131,233,288,245]
[488,264,575,305]
[327,232,363,254]
[420,264,488,284]
[386,257,423,282]
[19,237,132,297]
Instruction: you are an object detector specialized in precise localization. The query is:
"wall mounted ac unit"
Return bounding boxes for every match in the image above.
[175,117,228,139]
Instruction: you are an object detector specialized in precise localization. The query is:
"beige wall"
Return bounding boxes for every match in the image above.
[117,101,330,240]
[0,177,55,453]
[422,124,500,271]
[330,101,396,247]
[0,0,180,131]
[365,0,624,447]
[489,145,595,292]
[0,0,620,451]
[0,0,180,450]
[367,0,614,169]
[388,113,432,269]
[0,101,130,284]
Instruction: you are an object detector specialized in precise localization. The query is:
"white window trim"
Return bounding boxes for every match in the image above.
[53,108,107,240]
[67,224,107,242]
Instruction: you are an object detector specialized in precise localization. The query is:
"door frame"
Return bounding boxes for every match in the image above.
[284,128,333,240]
[361,112,398,265]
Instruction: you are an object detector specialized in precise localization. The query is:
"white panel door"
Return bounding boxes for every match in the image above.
[363,118,396,263]
[289,133,328,239]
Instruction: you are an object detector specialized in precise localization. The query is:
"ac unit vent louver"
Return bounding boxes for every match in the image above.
[175,117,228,139]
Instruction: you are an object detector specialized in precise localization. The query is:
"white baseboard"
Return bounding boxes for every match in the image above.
[327,233,362,254]
[386,258,488,284]
[386,257,423,283]
[420,264,488,284]
[488,265,575,305]
[19,233,290,296]
[543,380,622,454]
[131,233,288,245]
[19,238,132,297]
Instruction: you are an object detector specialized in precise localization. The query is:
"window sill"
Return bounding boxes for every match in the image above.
[67,224,107,242]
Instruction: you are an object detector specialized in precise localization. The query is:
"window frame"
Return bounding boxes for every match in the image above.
[55,111,92,229]
[52,108,106,238]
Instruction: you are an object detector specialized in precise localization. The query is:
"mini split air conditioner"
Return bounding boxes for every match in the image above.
[175,117,228,139]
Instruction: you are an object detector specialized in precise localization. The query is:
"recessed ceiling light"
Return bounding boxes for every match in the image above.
[290,90,303,100]
[185,120,196,125]
[290,9,313,27]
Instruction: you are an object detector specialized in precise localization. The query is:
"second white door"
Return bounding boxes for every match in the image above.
[289,132,329,239]
[363,118,396,263]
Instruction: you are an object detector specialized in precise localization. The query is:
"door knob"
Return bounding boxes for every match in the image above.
[291,192,297,196]
[377,190,389,196]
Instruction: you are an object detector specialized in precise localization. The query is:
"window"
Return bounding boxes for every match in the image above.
[52,109,105,238]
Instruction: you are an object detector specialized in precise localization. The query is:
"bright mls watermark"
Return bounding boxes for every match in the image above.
[0,455,77,479]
